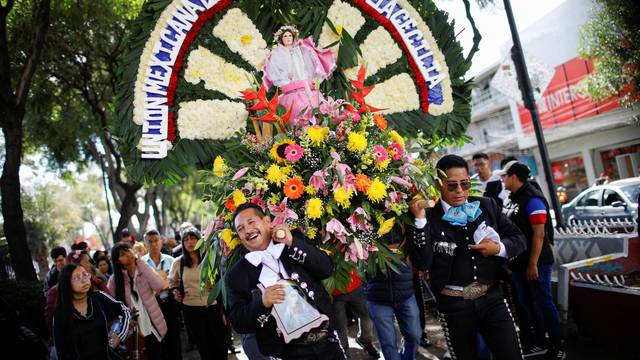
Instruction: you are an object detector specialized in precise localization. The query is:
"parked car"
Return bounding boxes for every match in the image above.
[561,177,639,224]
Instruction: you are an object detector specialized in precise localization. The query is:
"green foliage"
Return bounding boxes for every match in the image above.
[579,0,640,123]
[25,0,144,168]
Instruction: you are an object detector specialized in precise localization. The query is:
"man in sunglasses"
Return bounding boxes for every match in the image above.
[408,154,526,359]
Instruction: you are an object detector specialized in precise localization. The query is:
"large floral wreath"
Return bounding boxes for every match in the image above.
[197,67,443,295]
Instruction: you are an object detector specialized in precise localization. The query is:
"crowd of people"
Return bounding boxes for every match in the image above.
[43,153,566,360]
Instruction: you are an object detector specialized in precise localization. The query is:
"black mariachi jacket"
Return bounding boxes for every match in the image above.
[227,232,333,357]
[408,196,526,294]
[503,181,555,271]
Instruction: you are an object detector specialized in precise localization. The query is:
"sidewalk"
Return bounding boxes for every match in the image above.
[181,316,639,360]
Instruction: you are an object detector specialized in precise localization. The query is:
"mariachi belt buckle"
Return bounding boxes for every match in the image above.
[462,282,489,300]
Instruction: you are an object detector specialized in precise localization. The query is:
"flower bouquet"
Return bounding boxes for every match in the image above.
[200,67,439,293]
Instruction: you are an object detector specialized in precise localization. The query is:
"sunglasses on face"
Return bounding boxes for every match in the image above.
[446,180,471,192]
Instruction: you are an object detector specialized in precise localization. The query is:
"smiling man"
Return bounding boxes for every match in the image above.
[227,203,343,360]
[408,154,526,360]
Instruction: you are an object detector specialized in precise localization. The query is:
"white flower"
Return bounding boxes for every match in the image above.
[212,8,269,69]
[366,73,420,114]
[318,0,366,48]
[343,26,402,79]
[177,99,248,140]
[184,46,252,99]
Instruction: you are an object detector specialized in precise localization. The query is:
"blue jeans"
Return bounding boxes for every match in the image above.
[512,264,561,348]
[367,294,421,360]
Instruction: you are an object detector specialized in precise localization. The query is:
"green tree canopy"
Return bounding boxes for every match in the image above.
[579,0,640,123]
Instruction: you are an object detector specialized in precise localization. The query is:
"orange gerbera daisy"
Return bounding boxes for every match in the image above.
[373,114,387,130]
[283,177,305,199]
[354,173,372,192]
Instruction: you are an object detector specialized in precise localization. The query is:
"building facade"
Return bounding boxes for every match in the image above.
[456,0,640,203]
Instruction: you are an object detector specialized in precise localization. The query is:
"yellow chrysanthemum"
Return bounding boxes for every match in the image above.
[366,179,387,202]
[266,164,289,186]
[305,185,317,195]
[347,132,367,153]
[375,158,391,171]
[389,130,405,147]
[377,217,396,236]
[307,227,318,239]
[270,139,294,163]
[334,186,353,209]
[306,198,324,220]
[213,156,227,177]
[306,126,329,146]
[224,212,232,221]
[232,189,246,206]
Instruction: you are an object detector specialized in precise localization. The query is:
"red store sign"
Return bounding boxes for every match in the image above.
[518,58,620,133]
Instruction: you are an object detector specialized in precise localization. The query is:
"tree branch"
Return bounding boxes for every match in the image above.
[15,0,50,107]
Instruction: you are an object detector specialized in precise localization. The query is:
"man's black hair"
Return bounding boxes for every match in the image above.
[500,156,517,168]
[70,241,88,251]
[50,246,67,260]
[436,154,469,177]
[144,229,160,241]
[507,162,531,183]
[232,203,266,226]
[472,153,489,161]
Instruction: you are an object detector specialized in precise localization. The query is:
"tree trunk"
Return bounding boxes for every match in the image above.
[114,183,141,241]
[0,110,37,281]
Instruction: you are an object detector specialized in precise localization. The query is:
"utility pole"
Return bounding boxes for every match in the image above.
[503,0,564,227]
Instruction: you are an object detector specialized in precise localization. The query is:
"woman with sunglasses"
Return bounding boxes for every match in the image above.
[108,242,168,359]
[407,154,526,360]
[53,263,130,360]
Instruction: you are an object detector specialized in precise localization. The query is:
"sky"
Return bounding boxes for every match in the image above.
[433,0,569,77]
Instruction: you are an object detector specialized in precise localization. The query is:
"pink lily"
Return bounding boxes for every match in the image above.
[267,198,298,226]
[347,207,372,232]
[309,170,328,195]
[390,176,412,188]
[324,218,351,243]
[347,239,369,262]
[232,167,249,181]
[332,163,356,194]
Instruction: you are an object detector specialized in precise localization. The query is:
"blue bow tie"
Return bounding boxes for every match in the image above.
[442,201,482,226]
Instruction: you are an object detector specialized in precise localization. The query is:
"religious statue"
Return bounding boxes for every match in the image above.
[262,25,336,126]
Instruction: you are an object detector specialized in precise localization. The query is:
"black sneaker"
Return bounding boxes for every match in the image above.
[355,338,380,358]
[546,348,566,360]
[523,345,548,357]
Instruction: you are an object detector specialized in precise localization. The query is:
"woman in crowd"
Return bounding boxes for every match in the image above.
[108,242,167,359]
[95,256,112,282]
[69,250,109,292]
[169,226,229,360]
[53,263,130,360]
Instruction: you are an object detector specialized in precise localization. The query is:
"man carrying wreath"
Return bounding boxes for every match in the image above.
[227,203,344,359]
